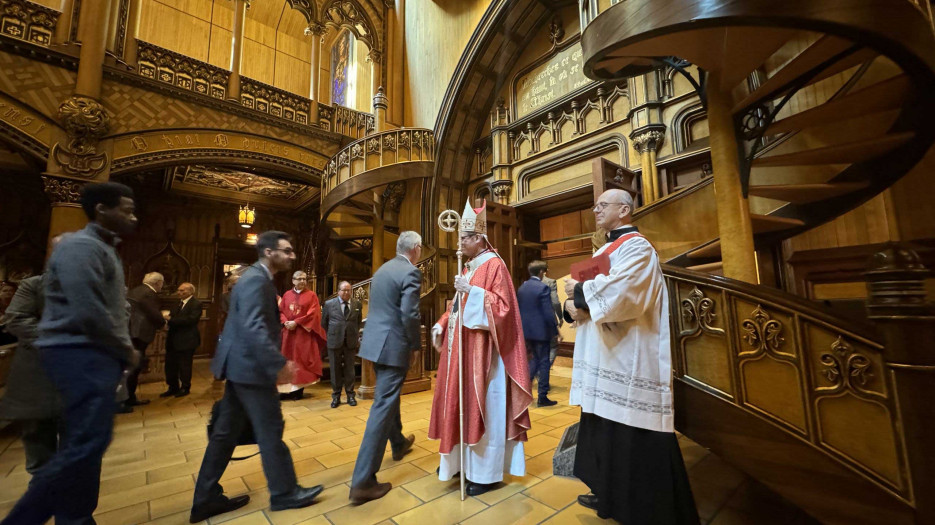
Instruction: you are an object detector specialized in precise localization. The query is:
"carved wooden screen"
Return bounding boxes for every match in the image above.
[482,201,522,288]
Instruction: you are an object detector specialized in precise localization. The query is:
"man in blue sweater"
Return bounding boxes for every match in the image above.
[2,182,139,525]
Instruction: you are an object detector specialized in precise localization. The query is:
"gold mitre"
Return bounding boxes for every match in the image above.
[460,199,488,236]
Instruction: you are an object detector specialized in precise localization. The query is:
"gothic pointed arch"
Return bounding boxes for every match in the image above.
[320,0,380,53]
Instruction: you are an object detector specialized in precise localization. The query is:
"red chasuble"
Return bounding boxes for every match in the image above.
[279,289,328,385]
[428,253,533,454]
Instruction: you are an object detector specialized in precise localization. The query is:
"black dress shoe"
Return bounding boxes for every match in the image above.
[189,494,250,523]
[270,484,324,511]
[577,493,599,510]
[159,390,179,398]
[128,398,150,406]
[346,392,357,406]
[331,395,341,408]
[537,396,558,407]
[174,388,191,398]
[466,481,497,496]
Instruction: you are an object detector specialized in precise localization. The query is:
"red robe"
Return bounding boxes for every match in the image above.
[428,252,533,454]
[279,289,327,385]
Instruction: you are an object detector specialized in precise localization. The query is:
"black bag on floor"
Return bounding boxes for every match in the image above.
[207,400,259,460]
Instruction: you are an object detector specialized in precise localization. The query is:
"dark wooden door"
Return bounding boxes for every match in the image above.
[592,157,641,205]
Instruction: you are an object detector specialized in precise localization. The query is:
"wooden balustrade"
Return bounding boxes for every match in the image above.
[240,76,311,125]
[0,0,59,46]
[136,40,230,99]
[330,104,375,139]
[320,128,435,213]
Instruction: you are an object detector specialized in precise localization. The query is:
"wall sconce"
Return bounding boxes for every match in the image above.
[239,204,255,228]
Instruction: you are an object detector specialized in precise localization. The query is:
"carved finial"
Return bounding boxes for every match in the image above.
[305,21,327,37]
[548,18,565,45]
[865,244,933,319]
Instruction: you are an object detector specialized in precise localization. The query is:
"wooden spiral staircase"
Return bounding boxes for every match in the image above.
[579,1,935,523]
[319,128,435,268]
[581,0,935,271]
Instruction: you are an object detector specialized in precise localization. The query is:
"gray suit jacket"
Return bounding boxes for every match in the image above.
[127,284,165,344]
[212,262,285,386]
[0,275,60,419]
[322,296,362,349]
[358,255,422,368]
[541,276,563,327]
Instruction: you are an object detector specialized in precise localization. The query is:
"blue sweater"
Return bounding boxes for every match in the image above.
[37,223,133,363]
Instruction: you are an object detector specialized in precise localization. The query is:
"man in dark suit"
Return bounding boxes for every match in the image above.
[322,280,362,408]
[348,231,422,504]
[540,269,563,367]
[517,260,559,407]
[161,281,201,398]
[125,272,166,409]
[191,231,323,523]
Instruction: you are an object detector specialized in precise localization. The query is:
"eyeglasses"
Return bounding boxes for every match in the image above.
[593,202,625,212]
[271,248,295,255]
[293,277,307,281]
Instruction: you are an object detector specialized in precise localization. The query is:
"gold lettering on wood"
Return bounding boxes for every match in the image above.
[516,43,592,118]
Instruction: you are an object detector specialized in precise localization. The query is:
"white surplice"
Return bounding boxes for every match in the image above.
[569,234,674,433]
[435,250,526,483]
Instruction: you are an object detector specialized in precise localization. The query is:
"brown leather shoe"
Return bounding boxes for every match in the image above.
[349,481,392,505]
[392,434,415,461]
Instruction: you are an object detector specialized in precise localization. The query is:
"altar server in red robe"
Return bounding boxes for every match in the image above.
[278,271,327,400]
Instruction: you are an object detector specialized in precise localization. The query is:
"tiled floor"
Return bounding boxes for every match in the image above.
[0,361,817,524]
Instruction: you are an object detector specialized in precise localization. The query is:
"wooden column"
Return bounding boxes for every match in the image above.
[227,0,247,101]
[75,0,113,98]
[358,191,386,400]
[105,0,121,54]
[706,70,757,283]
[53,0,76,45]
[306,23,325,125]
[489,99,512,204]
[865,246,935,524]
[631,129,664,204]
[387,0,405,126]
[41,176,89,252]
[369,48,384,122]
[122,0,143,66]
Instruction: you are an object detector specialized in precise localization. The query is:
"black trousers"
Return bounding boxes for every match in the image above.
[127,337,150,402]
[193,381,297,506]
[350,363,407,487]
[328,344,357,395]
[165,346,195,391]
[21,418,60,474]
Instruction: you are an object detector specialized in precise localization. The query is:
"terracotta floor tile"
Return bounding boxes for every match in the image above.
[461,493,556,525]
[325,486,421,525]
[391,489,487,525]
[522,474,590,510]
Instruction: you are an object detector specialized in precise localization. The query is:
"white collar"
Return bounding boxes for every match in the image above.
[144,283,157,293]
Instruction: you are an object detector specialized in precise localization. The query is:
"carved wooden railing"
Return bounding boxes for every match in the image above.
[0,0,59,46]
[320,128,435,212]
[136,40,230,100]
[240,76,311,125]
[663,255,935,523]
[338,247,437,320]
[330,104,375,139]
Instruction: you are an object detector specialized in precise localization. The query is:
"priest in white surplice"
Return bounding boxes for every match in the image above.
[563,189,699,524]
[429,200,533,497]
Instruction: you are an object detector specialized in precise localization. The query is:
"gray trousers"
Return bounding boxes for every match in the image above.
[193,381,297,506]
[328,344,357,395]
[350,363,407,487]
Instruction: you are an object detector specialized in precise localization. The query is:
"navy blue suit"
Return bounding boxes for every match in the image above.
[517,277,558,398]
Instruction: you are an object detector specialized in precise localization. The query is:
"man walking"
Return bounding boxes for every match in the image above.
[347,231,421,504]
[540,267,563,368]
[191,231,323,523]
[162,282,201,398]
[125,271,166,410]
[517,260,559,407]
[322,280,362,408]
[1,182,139,525]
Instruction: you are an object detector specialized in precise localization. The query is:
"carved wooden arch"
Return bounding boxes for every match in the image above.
[108,129,329,183]
[286,0,318,23]
[0,91,61,163]
[514,133,630,202]
[671,102,707,154]
[320,0,380,53]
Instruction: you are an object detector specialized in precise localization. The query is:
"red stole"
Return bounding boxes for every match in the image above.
[428,253,533,454]
[279,289,327,384]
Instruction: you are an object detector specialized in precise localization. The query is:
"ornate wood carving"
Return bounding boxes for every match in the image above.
[321,0,379,54]
[41,174,84,203]
[113,0,130,58]
[739,305,789,359]
[137,40,229,100]
[680,286,724,338]
[241,76,310,125]
[52,95,110,178]
[332,104,374,139]
[0,0,58,46]
[817,335,882,400]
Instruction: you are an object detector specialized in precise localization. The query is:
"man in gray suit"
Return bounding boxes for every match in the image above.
[348,231,422,504]
[322,280,363,408]
[191,231,323,522]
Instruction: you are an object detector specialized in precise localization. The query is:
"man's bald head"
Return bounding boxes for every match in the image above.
[593,189,634,231]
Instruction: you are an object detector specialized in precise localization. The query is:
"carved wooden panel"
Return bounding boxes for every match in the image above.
[673,283,732,398]
[0,0,58,46]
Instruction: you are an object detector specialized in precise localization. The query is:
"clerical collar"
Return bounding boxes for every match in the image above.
[293,288,304,294]
[607,225,638,242]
